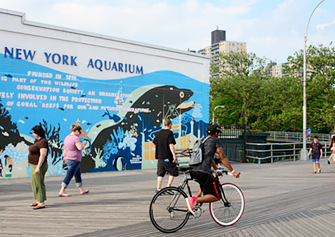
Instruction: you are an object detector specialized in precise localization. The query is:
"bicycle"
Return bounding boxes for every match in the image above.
[149,165,245,233]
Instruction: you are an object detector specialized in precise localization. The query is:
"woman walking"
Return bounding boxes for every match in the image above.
[28,125,49,209]
[59,124,89,197]
[328,136,335,165]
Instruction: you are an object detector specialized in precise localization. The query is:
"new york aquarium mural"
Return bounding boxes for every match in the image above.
[0,9,209,179]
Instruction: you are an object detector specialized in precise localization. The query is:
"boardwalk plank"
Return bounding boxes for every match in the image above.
[276,218,304,237]
[240,229,251,237]
[267,220,291,237]
[260,223,282,237]
[4,161,335,236]
[244,227,260,237]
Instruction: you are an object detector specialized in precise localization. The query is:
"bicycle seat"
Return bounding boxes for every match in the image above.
[178,166,192,172]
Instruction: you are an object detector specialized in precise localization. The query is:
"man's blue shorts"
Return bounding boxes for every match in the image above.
[312,158,320,162]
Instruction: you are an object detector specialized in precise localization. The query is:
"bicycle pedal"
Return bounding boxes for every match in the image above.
[192,206,203,218]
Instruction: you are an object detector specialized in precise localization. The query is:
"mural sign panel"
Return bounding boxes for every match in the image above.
[0,9,209,178]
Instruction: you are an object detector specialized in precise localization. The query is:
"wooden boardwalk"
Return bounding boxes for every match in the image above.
[1,160,335,236]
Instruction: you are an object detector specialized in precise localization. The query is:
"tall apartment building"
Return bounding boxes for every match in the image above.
[270,62,290,78]
[198,28,247,76]
[212,28,226,45]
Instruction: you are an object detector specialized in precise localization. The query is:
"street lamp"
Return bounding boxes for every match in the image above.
[302,0,325,161]
[212,105,224,124]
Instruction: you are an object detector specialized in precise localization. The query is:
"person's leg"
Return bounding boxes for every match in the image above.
[30,164,38,201]
[38,162,48,206]
[31,163,47,206]
[59,160,77,195]
[166,175,174,187]
[190,172,204,199]
[195,188,202,198]
[73,164,86,193]
[186,173,220,214]
[196,194,220,203]
[156,159,165,191]
[165,161,178,187]
[157,176,163,190]
[313,161,317,172]
[317,161,321,172]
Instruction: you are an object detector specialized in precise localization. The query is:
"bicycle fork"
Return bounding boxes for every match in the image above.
[219,185,231,207]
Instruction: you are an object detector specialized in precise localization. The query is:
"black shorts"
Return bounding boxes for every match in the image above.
[312,153,320,160]
[190,171,221,198]
[157,159,179,177]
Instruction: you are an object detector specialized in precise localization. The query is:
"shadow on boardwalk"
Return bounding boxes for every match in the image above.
[1,160,335,237]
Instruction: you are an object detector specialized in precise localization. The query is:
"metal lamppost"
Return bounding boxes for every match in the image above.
[212,105,224,124]
[302,0,325,161]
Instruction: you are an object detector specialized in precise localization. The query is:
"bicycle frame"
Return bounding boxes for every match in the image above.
[165,169,233,215]
[214,173,231,207]
[179,170,194,197]
[178,169,230,207]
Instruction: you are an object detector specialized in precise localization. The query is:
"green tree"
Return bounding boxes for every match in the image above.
[210,51,273,127]
[285,43,335,132]
[252,73,302,131]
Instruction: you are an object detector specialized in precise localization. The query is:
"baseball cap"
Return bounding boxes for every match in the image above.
[206,124,221,135]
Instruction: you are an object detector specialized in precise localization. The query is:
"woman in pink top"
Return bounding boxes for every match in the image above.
[59,125,89,197]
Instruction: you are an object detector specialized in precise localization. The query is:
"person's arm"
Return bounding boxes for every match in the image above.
[169,144,177,163]
[217,146,239,178]
[211,160,218,170]
[75,140,88,151]
[320,144,323,158]
[34,148,47,174]
[63,149,66,165]
[308,148,312,156]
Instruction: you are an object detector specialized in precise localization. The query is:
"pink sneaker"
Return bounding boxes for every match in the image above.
[185,196,197,215]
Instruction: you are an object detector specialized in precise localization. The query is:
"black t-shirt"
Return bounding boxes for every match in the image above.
[153,129,176,160]
[310,142,322,156]
[191,136,221,174]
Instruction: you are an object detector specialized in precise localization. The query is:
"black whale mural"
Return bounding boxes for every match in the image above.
[81,85,195,172]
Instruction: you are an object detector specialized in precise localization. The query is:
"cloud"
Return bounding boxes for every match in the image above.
[1,0,335,64]
[317,20,335,30]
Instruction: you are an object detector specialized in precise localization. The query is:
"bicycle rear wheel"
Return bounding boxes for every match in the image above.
[149,187,190,233]
[209,183,244,226]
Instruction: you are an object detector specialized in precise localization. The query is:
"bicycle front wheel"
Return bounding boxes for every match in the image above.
[209,183,245,226]
[149,186,190,233]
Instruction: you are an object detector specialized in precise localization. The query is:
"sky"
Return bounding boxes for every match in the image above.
[1,0,335,64]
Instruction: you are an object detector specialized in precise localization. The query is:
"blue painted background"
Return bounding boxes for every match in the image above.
[0,54,209,178]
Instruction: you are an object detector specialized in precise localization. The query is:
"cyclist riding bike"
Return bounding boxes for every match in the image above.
[185,124,240,215]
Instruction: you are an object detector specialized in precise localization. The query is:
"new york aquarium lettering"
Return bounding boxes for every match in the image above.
[4,47,144,75]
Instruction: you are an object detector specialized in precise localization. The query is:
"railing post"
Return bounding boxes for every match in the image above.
[293,144,296,161]
[243,122,247,163]
[271,144,273,163]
